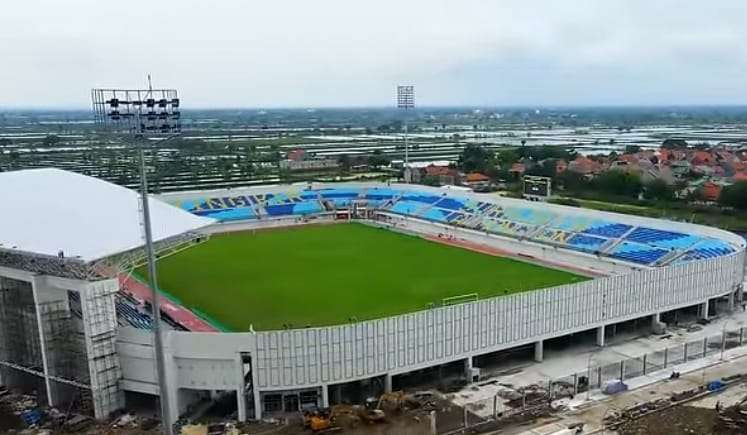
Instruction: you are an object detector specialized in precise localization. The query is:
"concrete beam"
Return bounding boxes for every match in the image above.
[534,340,544,362]
[596,325,606,347]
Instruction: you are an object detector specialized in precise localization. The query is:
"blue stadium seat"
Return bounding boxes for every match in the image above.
[583,222,632,238]
[116,300,153,330]
[390,200,422,216]
[611,242,669,265]
[317,188,361,207]
[625,227,702,250]
[676,239,736,263]
[420,207,452,223]
[433,197,467,211]
[401,194,442,204]
[567,234,607,253]
[502,207,555,225]
[174,186,737,265]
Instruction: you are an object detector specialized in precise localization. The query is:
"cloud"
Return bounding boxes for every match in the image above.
[1,0,746,107]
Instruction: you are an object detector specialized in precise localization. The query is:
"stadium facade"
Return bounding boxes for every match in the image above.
[1,170,744,424]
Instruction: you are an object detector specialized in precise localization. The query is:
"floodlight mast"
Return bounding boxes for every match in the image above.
[397,85,414,182]
[91,83,181,435]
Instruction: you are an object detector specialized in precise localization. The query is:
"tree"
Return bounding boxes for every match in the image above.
[518,145,576,161]
[458,144,494,173]
[661,139,688,149]
[42,135,61,147]
[554,170,587,192]
[525,159,557,177]
[719,181,747,210]
[592,170,642,198]
[495,149,519,166]
[422,175,441,186]
[368,150,390,168]
[694,142,711,151]
[624,145,641,154]
[338,154,351,172]
[643,179,674,201]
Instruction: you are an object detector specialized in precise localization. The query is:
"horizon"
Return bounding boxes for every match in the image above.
[4,103,747,113]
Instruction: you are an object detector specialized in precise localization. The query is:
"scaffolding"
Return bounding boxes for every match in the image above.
[0,274,124,419]
[0,278,43,379]
[0,231,200,420]
[40,295,94,416]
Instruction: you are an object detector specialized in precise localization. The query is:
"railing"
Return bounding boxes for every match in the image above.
[442,326,747,434]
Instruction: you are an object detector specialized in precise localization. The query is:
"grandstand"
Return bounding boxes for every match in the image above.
[1,171,744,425]
[170,184,738,268]
[152,181,743,421]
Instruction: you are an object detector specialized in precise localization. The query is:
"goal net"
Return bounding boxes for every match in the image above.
[441,293,478,306]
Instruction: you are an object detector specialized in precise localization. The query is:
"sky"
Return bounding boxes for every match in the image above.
[1,0,746,109]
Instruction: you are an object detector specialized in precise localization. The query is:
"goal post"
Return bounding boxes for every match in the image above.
[441,293,479,306]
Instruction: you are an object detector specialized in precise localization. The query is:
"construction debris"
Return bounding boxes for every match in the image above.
[715,396,747,434]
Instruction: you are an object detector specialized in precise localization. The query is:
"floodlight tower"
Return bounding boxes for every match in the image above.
[397,85,415,180]
[92,78,181,435]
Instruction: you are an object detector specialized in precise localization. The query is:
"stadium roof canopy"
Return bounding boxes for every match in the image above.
[0,168,214,263]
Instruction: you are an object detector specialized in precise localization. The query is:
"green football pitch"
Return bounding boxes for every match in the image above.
[146,223,588,331]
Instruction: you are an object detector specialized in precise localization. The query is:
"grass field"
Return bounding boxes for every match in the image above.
[147,223,587,331]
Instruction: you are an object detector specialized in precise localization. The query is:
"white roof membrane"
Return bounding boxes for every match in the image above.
[0,168,214,262]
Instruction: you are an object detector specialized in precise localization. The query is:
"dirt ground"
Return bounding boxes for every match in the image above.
[617,405,726,435]
[0,407,22,432]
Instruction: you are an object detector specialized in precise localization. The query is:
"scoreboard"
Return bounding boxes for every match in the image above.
[523,176,552,200]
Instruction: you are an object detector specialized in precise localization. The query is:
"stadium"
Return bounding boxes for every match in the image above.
[0,168,744,424]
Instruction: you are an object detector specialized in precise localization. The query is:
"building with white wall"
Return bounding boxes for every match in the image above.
[0,171,744,424]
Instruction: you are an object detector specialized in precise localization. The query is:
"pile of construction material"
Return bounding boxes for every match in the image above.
[715,396,747,434]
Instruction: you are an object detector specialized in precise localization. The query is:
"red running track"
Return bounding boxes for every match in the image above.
[119,275,218,333]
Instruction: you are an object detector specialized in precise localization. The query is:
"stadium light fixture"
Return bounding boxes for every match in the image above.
[396,85,414,181]
[91,76,179,435]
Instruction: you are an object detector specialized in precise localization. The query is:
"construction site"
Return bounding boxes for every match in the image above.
[3,303,747,435]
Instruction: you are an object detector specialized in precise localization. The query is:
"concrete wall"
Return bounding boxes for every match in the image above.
[248,250,743,392]
[142,182,747,420]
[116,249,744,420]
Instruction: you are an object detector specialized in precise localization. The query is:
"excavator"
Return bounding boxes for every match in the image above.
[302,391,409,432]
[302,407,337,432]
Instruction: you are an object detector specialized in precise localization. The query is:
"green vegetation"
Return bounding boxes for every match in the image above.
[148,223,586,331]
[719,181,747,211]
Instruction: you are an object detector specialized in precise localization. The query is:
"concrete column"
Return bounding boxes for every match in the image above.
[728,291,735,312]
[651,312,666,334]
[534,340,544,362]
[464,356,474,382]
[320,385,329,408]
[161,334,181,428]
[384,374,393,393]
[234,354,247,422]
[236,389,247,422]
[700,300,710,320]
[596,325,606,347]
[252,381,262,420]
